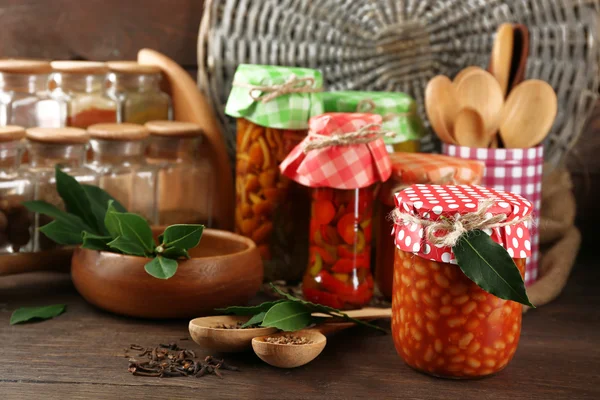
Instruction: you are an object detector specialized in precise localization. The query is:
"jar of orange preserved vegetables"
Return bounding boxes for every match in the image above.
[225,65,323,282]
[280,113,393,309]
[374,153,484,299]
[391,184,534,378]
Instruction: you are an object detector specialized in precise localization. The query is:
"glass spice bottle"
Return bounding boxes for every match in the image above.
[26,127,98,251]
[374,152,484,299]
[225,64,323,282]
[50,61,117,128]
[145,120,214,226]
[106,61,171,124]
[87,123,158,223]
[391,184,534,379]
[280,113,392,309]
[0,59,63,128]
[0,126,33,254]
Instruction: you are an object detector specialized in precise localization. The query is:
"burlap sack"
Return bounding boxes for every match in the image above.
[524,165,581,311]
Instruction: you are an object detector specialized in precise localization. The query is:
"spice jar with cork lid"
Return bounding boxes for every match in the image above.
[50,61,117,128]
[87,123,158,223]
[225,64,323,282]
[391,184,534,378]
[280,113,393,309]
[375,152,484,299]
[26,127,98,251]
[144,120,214,227]
[0,126,33,254]
[106,61,171,124]
[0,59,63,128]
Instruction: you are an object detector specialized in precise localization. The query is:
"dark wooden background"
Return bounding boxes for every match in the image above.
[0,0,598,237]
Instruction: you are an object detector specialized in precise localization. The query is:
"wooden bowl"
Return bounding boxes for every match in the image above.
[71,228,263,319]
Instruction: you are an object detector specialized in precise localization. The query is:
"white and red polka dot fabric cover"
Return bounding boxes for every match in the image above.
[393,184,533,264]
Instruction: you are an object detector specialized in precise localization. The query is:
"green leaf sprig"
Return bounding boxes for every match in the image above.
[24,167,204,280]
[216,284,387,333]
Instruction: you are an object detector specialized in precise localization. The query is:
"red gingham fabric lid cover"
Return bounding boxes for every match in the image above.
[393,184,533,263]
[279,112,392,189]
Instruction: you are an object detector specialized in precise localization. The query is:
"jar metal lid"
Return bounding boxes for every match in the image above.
[144,121,202,137]
[0,125,26,142]
[0,59,53,74]
[107,61,162,75]
[26,127,90,144]
[88,123,149,141]
[50,61,109,75]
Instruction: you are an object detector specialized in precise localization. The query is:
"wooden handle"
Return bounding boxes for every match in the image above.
[342,307,392,319]
[137,49,234,231]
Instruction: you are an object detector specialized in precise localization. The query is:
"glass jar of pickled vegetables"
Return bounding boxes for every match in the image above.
[280,113,393,308]
[391,184,534,378]
[225,64,324,282]
[50,61,117,128]
[374,152,484,299]
[107,61,171,124]
[87,123,157,223]
[145,120,214,226]
[0,126,33,254]
[26,127,98,251]
[0,59,63,128]
[321,91,424,153]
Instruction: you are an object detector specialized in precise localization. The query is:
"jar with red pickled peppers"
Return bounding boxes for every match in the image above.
[375,152,484,299]
[391,184,535,379]
[225,64,324,282]
[280,112,393,309]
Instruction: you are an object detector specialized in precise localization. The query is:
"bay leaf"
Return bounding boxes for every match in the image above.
[104,210,155,253]
[107,236,147,257]
[54,167,100,233]
[81,232,111,251]
[215,300,286,316]
[241,311,267,328]
[144,256,178,279]
[39,220,85,245]
[161,224,204,249]
[261,301,313,332]
[10,304,66,325]
[454,230,534,307]
[161,247,190,260]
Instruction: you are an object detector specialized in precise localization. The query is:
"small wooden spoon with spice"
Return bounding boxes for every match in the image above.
[252,308,391,368]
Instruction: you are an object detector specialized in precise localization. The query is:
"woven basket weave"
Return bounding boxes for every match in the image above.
[198,0,600,166]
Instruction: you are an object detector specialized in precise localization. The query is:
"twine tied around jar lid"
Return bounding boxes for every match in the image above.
[355,99,414,122]
[302,123,396,153]
[392,198,533,248]
[233,74,322,103]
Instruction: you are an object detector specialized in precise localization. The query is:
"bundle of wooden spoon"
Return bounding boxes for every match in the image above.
[425,24,558,149]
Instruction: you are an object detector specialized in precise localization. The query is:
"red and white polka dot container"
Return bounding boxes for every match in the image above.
[442,144,543,286]
[391,184,532,379]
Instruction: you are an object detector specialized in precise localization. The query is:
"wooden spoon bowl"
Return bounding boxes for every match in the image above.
[189,315,278,352]
[71,228,263,319]
[252,328,331,368]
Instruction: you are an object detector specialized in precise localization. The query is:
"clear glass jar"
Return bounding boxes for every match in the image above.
[0,126,33,254]
[391,249,525,378]
[107,61,171,124]
[87,123,157,223]
[26,127,98,251]
[235,118,310,282]
[145,121,213,226]
[50,61,117,128]
[302,186,375,309]
[0,60,63,128]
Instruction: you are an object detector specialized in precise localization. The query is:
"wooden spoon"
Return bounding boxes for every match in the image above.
[454,69,504,136]
[508,24,530,93]
[425,75,459,144]
[453,108,488,148]
[453,66,485,87]
[488,23,514,97]
[189,307,391,354]
[252,308,392,368]
[499,79,558,148]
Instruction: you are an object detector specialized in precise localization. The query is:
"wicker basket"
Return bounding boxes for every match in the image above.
[198,0,600,166]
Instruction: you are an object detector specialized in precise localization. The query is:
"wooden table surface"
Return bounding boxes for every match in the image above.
[0,253,598,400]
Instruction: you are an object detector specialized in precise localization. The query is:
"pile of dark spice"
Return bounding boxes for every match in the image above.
[213,321,257,329]
[264,335,313,345]
[126,343,239,378]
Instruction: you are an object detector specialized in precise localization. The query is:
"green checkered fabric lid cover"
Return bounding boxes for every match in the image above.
[225,64,324,130]
[322,91,424,144]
